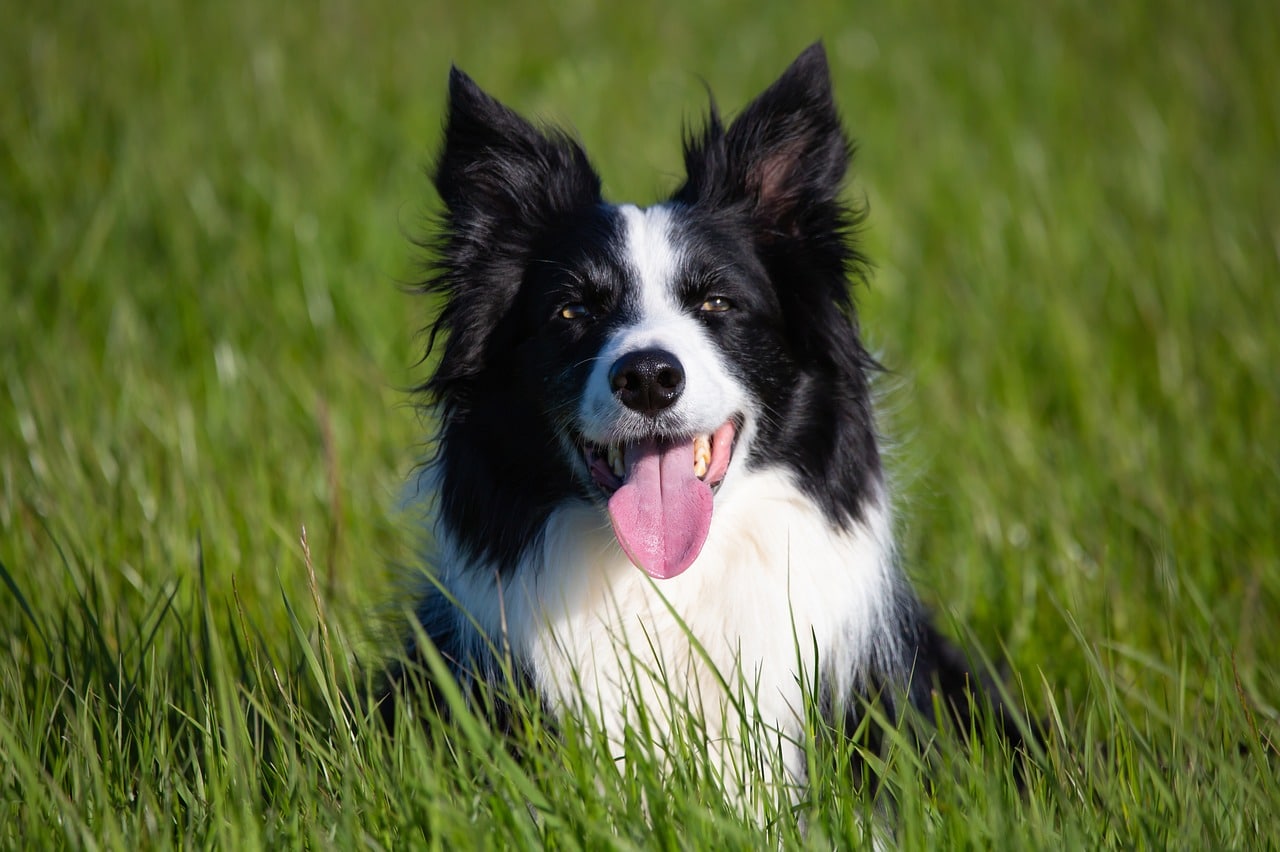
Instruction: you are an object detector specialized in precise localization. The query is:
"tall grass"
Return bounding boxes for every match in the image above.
[3,0,1277,847]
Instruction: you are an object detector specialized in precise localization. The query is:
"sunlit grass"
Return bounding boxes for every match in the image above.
[2,0,1277,847]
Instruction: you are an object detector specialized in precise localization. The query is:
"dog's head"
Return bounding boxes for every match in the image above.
[421,44,878,578]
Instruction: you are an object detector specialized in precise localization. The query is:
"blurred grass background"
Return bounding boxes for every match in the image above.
[2,0,1278,847]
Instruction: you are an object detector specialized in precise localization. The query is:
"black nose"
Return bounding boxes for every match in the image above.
[608,349,685,415]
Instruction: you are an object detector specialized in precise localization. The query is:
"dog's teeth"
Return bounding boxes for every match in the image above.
[693,434,711,479]
[608,445,624,478]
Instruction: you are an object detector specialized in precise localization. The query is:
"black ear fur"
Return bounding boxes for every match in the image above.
[674,43,852,236]
[422,69,604,407]
[434,67,601,229]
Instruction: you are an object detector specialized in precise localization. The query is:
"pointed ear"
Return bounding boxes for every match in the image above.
[675,43,851,235]
[434,68,601,225]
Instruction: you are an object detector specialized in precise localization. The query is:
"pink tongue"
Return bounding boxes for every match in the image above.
[607,438,713,580]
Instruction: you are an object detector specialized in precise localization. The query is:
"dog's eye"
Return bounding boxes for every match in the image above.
[559,303,592,321]
[699,296,734,313]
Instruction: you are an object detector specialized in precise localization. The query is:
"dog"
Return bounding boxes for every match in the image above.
[382,42,1031,797]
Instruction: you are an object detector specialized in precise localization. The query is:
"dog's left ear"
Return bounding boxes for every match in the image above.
[675,43,851,236]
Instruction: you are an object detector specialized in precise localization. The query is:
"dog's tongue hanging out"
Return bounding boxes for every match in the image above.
[607,438,713,579]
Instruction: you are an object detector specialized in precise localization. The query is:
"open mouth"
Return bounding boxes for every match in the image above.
[577,417,740,581]
[581,418,738,495]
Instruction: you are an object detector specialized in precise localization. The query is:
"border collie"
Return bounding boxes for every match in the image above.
[385,43,1029,795]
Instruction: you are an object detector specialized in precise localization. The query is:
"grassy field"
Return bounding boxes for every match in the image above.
[3,0,1278,847]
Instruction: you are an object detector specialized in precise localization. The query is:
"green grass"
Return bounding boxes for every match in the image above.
[3,0,1278,847]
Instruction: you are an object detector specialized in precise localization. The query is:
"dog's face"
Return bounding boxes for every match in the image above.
[515,202,784,578]
[423,45,879,577]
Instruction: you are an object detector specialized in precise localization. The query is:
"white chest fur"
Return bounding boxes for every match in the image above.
[436,469,900,788]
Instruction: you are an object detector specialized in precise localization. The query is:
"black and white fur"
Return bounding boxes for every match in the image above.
[386,44,1028,793]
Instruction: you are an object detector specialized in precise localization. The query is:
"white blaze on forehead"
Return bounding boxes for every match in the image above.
[617,204,683,317]
[576,204,745,442]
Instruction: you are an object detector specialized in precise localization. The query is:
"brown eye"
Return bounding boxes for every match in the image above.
[559,303,592,320]
[699,296,733,313]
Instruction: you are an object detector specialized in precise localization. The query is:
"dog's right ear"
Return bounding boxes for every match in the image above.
[434,68,602,227]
